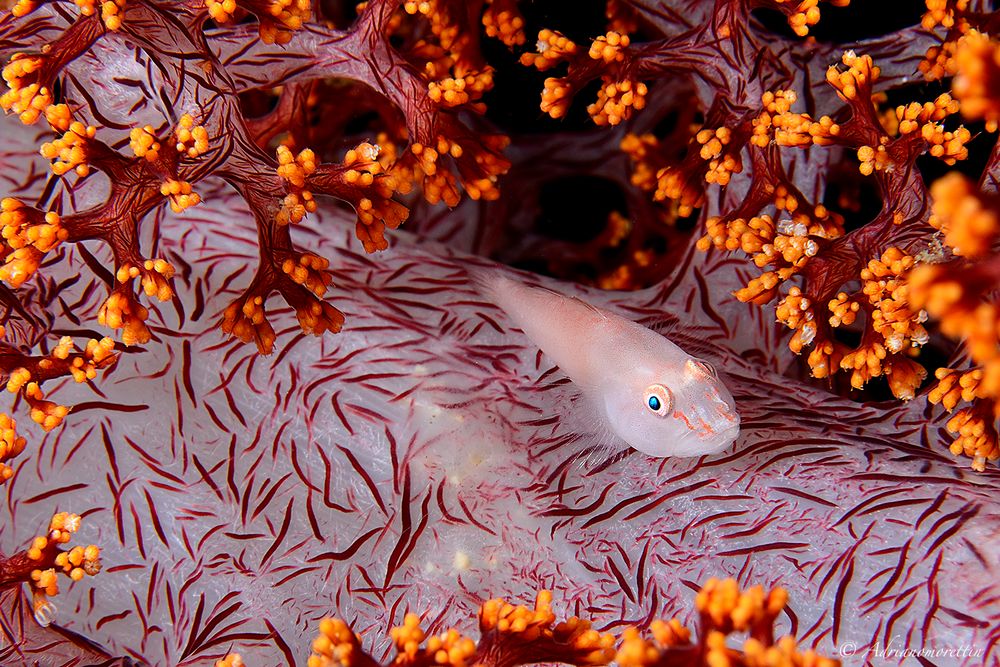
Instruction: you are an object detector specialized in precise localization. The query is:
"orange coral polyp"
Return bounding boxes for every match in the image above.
[130,125,161,161]
[40,121,96,177]
[588,32,630,64]
[952,30,1000,131]
[74,0,127,30]
[160,179,202,213]
[208,0,310,44]
[0,53,53,125]
[520,30,577,71]
[827,50,879,101]
[482,0,525,47]
[587,78,647,126]
[174,113,210,157]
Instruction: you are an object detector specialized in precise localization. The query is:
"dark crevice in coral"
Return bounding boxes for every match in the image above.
[536,176,626,243]
[822,163,882,234]
[751,1,925,43]
[481,0,611,135]
[238,89,279,120]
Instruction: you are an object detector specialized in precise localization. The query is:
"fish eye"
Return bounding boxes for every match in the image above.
[644,384,673,416]
[687,359,718,379]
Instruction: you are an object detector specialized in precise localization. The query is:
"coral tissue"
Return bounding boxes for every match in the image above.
[0,0,998,665]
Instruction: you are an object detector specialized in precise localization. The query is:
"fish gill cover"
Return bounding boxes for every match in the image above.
[0,0,997,665]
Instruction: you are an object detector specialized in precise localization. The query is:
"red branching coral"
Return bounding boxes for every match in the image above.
[0,0,999,666]
[215,584,837,667]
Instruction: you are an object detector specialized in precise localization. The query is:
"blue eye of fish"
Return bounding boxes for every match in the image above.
[644,384,673,417]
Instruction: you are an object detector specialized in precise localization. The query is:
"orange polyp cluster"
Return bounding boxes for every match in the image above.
[68,337,116,382]
[25,513,100,627]
[921,122,971,165]
[775,287,816,354]
[945,405,999,471]
[207,0,310,44]
[895,93,961,134]
[281,252,330,297]
[215,655,246,667]
[619,134,664,193]
[99,290,151,346]
[588,31,630,63]
[881,356,928,402]
[206,0,238,23]
[258,0,311,44]
[10,0,38,16]
[821,247,930,396]
[5,367,31,395]
[74,0,127,29]
[222,295,276,355]
[839,339,888,392]
[697,127,740,186]
[308,617,363,667]
[930,367,986,411]
[130,125,162,161]
[701,213,827,307]
[340,142,409,251]
[785,0,822,37]
[479,590,617,667]
[540,77,574,120]
[460,134,509,201]
[856,144,890,176]
[826,50,879,101]
[133,112,210,164]
[54,543,101,582]
[907,171,1000,468]
[428,68,494,108]
[0,53,52,124]
[116,259,176,302]
[927,173,998,259]
[389,612,425,659]
[742,635,840,667]
[293,295,344,339]
[520,29,577,71]
[952,30,1000,131]
[0,412,26,483]
[160,179,202,213]
[175,114,210,157]
[278,145,317,187]
[859,248,928,353]
[922,0,968,30]
[752,89,838,148]
[0,198,69,289]
[920,38,959,82]
[482,0,525,47]
[695,578,787,635]
[768,0,850,38]
[239,587,841,667]
[828,292,859,327]
[276,145,318,225]
[389,613,478,667]
[653,167,703,217]
[43,103,72,132]
[587,78,647,126]
[40,121,96,177]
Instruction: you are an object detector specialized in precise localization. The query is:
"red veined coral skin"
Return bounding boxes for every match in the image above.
[1,112,997,662]
[0,0,999,665]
